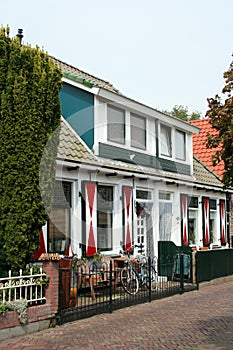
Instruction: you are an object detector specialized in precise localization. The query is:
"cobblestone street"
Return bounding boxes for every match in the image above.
[0,279,233,349]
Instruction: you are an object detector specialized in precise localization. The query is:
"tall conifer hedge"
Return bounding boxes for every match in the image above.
[0,27,62,272]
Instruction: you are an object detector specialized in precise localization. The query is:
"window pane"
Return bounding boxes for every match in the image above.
[209,199,217,210]
[49,208,70,252]
[159,192,171,200]
[131,114,146,149]
[97,211,112,250]
[159,202,172,241]
[175,130,186,160]
[188,209,198,244]
[160,124,172,157]
[107,105,125,144]
[48,181,71,253]
[136,189,152,200]
[97,186,113,250]
[188,196,198,208]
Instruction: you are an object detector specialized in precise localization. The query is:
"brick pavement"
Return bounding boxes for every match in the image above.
[0,280,233,350]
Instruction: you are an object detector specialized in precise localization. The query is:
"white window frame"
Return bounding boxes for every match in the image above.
[159,123,188,163]
[107,104,125,145]
[209,199,217,244]
[175,129,186,160]
[130,113,146,150]
[160,124,172,157]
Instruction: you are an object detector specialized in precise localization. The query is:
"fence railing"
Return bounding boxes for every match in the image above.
[0,267,47,305]
[58,256,196,324]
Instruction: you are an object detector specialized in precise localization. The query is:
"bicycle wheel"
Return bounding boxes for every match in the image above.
[120,266,139,295]
[145,265,158,292]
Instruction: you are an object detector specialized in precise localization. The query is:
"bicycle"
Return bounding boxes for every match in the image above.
[120,246,158,295]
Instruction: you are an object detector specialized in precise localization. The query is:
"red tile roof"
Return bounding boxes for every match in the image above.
[190,119,225,178]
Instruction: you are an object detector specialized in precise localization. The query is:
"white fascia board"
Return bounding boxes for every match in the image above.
[62,77,100,95]
[56,159,226,192]
[97,88,200,134]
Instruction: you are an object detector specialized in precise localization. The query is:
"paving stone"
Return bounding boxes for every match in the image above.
[0,280,233,349]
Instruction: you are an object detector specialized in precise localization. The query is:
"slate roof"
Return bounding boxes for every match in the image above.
[53,57,121,94]
[190,119,225,178]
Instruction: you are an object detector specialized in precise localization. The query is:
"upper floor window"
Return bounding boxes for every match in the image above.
[130,114,146,150]
[175,130,186,160]
[107,105,125,144]
[160,124,172,157]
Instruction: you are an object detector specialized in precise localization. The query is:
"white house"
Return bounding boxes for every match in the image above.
[40,58,230,260]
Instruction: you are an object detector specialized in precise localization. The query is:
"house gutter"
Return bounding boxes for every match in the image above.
[56,158,229,194]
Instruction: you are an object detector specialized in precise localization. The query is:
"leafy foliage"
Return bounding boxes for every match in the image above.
[5,299,27,324]
[0,26,62,272]
[206,54,233,187]
[164,105,201,121]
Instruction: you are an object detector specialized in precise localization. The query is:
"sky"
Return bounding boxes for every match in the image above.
[1,0,233,117]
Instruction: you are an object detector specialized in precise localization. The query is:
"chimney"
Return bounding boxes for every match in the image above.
[16,28,23,46]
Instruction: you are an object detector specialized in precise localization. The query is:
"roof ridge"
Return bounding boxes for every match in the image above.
[52,56,121,93]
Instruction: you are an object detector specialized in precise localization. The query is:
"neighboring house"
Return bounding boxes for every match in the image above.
[190,119,233,247]
[40,58,231,259]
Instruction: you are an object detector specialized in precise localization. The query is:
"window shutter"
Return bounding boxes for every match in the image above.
[181,194,188,246]
[122,186,133,253]
[82,181,97,256]
[219,199,226,245]
[202,197,210,246]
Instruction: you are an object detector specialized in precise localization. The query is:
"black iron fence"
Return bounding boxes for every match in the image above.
[57,254,195,325]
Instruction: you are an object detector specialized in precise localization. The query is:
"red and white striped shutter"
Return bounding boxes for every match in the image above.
[220,199,226,245]
[181,194,188,246]
[122,186,133,253]
[84,182,97,256]
[203,197,210,246]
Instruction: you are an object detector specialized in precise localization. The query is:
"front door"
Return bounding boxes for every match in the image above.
[136,215,146,254]
[135,202,154,257]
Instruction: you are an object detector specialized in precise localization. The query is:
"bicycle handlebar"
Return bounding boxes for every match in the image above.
[119,244,144,257]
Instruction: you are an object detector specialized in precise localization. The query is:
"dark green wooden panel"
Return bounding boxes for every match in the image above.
[196,249,233,283]
[99,143,191,175]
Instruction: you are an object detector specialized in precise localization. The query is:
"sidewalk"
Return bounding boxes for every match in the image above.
[0,279,233,349]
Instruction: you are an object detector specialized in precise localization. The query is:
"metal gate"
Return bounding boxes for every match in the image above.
[57,254,196,325]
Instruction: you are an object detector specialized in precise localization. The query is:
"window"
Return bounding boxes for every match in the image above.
[159,192,172,241]
[97,185,113,250]
[210,199,217,243]
[48,181,71,253]
[160,124,172,157]
[188,196,198,244]
[136,189,152,200]
[107,105,125,144]
[131,114,146,149]
[175,130,186,160]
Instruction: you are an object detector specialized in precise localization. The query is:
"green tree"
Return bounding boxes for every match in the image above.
[164,105,201,121]
[206,54,233,188]
[0,27,62,272]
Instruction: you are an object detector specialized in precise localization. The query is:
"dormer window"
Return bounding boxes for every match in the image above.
[107,105,125,144]
[130,114,146,150]
[160,124,172,157]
